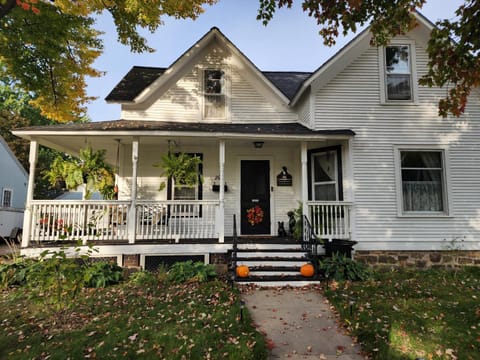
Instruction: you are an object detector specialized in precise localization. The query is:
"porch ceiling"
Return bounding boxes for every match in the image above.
[13,120,355,165]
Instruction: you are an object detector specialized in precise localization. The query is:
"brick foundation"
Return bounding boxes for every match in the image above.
[209,253,229,265]
[123,254,140,268]
[355,250,480,268]
[209,253,230,274]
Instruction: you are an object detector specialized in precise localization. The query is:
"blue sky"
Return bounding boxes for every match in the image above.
[86,0,463,122]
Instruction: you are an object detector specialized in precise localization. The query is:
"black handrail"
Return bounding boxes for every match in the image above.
[302,215,317,255]
[302,215,319,278]
[231,214,238,281]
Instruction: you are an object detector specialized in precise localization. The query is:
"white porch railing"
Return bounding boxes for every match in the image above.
[307,201,352,240]
[136,200,219,240]
[29,200,130,243]
[28,200,219,244]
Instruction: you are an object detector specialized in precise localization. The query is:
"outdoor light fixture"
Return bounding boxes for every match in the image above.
[253,141,264,149]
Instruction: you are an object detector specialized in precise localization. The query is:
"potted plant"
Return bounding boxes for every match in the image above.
[154,146,202,191]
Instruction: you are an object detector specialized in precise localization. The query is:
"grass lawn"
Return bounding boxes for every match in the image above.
[0,275,267,359]
[324,267,480,360]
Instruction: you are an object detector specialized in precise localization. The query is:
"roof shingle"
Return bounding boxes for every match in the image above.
[17,120,354,137]
[105,66,166,102]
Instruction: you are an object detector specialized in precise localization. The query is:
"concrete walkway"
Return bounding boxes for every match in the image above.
[241,286,364,359]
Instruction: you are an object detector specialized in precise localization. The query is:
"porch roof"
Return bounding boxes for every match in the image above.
[14,120,355,137]
[13,120,354,161]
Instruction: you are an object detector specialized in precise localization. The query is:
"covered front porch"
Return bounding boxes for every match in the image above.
[15,120,355,252]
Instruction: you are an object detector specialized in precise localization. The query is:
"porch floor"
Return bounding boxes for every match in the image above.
[25,236,300,247]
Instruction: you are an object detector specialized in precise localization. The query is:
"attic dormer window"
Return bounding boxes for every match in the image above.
[203,69,225,119]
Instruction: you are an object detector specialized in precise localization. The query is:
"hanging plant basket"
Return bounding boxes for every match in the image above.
[154,150,202,191]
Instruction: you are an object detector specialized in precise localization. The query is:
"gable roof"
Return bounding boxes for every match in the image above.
[105,27,293,105]
[106,68,312,102]
[290,11,435,105]
[105,12,435,108]
[0,135,28,179]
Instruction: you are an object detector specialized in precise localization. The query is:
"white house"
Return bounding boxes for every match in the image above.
[13,12,480,275]
[0,135,27,241]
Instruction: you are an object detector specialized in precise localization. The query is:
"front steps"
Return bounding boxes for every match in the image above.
[233,240,320,286]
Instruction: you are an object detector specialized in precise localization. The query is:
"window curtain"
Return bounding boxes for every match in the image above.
[401,151,443,212]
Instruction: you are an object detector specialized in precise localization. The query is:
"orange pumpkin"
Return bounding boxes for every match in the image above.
[236,265,250,278]
[300,263,315,277]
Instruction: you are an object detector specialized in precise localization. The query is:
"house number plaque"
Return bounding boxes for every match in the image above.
[276,166,292,186]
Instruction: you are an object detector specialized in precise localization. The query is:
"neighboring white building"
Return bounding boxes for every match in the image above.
[13,13,480,271]
[0,135,27,240]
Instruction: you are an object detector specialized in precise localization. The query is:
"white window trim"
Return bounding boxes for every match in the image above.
[2,188,12,208]
[201,67,230,121]
[310,150,339,201]
[394,145,453,217]
[379,40,418,105]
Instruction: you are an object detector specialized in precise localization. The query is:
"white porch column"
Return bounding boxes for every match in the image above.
[22,140,38,248]
[301,142,308,219]
[347,137,356,241]
[127,139,139,244]
[218,140,225,243]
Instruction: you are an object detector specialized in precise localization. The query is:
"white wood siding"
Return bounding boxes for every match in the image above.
[313,35,480,251]
[0,138,27,210]
[295,91,311,127]
[230,67,297,123]
[121,44,297,123]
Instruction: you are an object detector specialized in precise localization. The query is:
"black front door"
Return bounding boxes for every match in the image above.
[241,160,271,235]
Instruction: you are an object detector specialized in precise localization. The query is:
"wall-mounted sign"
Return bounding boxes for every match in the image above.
[276,166,292,186]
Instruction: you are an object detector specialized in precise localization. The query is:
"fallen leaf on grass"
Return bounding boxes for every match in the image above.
[445,348,457,360]
[266,338,275,350]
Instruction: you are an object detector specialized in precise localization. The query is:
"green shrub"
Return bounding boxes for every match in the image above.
[0,261,32,289]
[129,270,159,286]
[83,261,123,288]
[288,202,303,241]
[167,260,217,283]
[26,249,85,311]
[320,252,371,281]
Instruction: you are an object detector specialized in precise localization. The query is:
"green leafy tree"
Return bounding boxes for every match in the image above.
[0,75,67,199]
[257,0,480,117]
[0,0,216,122]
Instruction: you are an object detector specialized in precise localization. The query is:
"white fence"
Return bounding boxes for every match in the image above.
[28,200,219,243]
[307,201,352,240]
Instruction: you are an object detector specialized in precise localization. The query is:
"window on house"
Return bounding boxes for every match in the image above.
[203,69,225,119]
[2,189,12,208]
[385,45,412,101]
[167,154,203,216]
[309,147,343,201]
[173,183,198,201]
[400,150,446,213]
